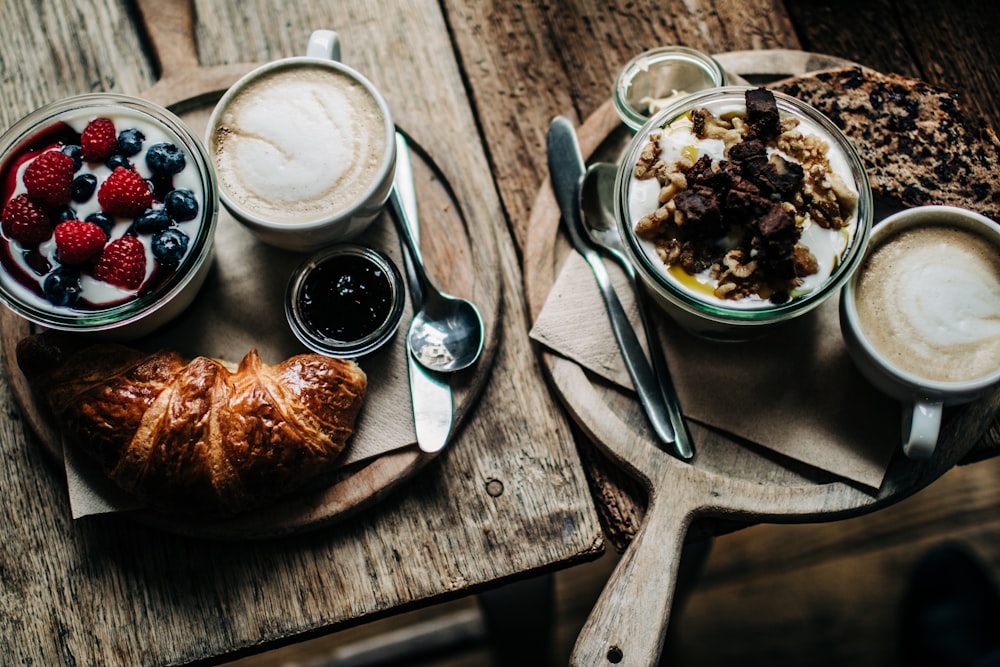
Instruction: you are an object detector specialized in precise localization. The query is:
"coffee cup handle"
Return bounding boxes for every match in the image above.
[307,29,341,62]
[901,399,943,460]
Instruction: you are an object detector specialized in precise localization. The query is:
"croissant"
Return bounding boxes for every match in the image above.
[16,334,367,516]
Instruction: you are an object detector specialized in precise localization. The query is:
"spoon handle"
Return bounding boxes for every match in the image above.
[628,271,695,459]
[389,131,454,454]
[389,133,423,306]
[547,117,677,449]
[389,176,436,305]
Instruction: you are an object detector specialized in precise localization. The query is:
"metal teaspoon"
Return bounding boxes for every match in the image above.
[388,159,485,373]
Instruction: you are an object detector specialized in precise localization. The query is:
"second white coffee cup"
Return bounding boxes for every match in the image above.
[839,205,1000,459]
[206,30,396,252]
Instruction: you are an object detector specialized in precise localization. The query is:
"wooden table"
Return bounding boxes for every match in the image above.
[2,1,999,666]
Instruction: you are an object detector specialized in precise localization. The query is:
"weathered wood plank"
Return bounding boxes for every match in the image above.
[445,0,801,253]
[0,1,156,127]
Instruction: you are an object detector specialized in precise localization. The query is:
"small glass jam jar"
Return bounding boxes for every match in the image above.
[285,243,405,358]
[614,46,727,132]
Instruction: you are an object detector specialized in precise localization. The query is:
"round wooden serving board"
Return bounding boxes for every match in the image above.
[1,3,501,540]
[524,49,1000,666]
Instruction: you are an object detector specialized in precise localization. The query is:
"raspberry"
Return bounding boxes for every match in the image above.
[2,194,52,245]
[93,235,146,289]
[81,117,117,162]
[54,220,107,265]
[97,167,152,218]
[23,150,75,207]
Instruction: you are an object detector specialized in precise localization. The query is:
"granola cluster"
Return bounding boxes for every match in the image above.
[633,88,859,303]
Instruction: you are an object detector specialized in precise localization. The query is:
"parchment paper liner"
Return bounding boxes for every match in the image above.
[530,251,899,490]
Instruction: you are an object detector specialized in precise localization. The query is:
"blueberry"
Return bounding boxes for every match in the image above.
[71,173,97,202]
[53,206,77,222]
[105,153,132,170]
[116,128,145,156]
[43,267,82,307]
[134,207,172,234]
[152,228,189,266]
[164,188,198,221]
[61,144,83,171]
[85,211,114,236]
[145,143,186,175]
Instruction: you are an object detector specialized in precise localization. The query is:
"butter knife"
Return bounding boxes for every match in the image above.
[546,116,678,451]
[389,132,454,454]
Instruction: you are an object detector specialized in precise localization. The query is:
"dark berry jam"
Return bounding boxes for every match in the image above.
[298,254,394,342]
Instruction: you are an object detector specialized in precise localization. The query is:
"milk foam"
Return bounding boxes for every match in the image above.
[855,225,1000,383]
[212,66,386,223]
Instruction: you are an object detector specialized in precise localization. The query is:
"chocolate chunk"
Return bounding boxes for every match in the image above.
[739,152,804,197]
[687,154,733,191]
[674,187,725,239]
[751,204,800,281]
[728,138,767,163]
[745,88,781,141]
[724,187,770,221]
[754,203,798,243]
[763,154,805,195]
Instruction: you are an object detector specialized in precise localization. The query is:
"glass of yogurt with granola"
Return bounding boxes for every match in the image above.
[0,94,217,338]
[614,86,873,339]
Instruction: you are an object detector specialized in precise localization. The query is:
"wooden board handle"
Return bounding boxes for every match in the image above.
[570,490,694,666]
[134,0,199,75]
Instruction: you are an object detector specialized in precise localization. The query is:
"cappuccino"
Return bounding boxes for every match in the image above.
[210,64,388,225]
[853,222,1000,383]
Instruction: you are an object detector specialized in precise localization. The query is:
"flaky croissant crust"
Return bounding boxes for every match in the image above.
[16,335,367,516]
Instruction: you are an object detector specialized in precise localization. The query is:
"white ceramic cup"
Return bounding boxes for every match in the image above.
[206,30,396,252]
[839,205,1000,459]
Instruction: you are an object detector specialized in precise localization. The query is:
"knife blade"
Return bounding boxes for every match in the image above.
[389,131,454,455]
[546,116,679,452]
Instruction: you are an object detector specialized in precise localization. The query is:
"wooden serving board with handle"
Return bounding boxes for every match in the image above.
[1,0,501,540]
[524,49,1000,666]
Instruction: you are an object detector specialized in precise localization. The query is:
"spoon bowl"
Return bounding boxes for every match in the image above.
[407,294,485,372]
[582,161,694,460]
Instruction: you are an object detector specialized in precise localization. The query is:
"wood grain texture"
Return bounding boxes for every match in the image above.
[0,1,602,665]
[444,0,801,255]
[783,0,1000,124]
[0,1,155,127]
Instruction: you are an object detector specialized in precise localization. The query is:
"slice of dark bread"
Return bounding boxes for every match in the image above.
[771,66,1000,219]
